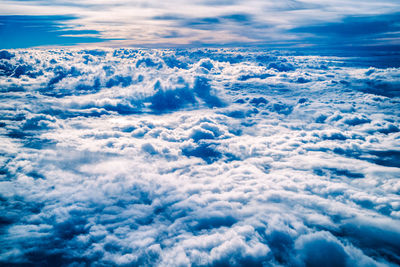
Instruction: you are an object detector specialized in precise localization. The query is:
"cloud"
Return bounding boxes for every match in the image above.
[0,50,14,60]
[0,48,399,266]
[290,12,400,49]
[1,1,400,48]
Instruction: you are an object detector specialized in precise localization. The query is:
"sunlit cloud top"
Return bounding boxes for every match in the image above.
[1,0,400,48]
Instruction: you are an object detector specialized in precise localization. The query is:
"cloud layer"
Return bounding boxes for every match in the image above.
[1,0,400,48]
[0,49,400,266]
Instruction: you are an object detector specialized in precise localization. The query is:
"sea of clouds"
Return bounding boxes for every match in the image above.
[0,48,399,266]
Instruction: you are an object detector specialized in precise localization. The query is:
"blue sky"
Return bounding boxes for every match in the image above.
[1,0,400,49]
[0,15,110,49]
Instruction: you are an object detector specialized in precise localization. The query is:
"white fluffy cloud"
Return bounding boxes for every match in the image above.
[0,49,399,266]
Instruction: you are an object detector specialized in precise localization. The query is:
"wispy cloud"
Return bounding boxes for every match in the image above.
[0,0,400,47]
[291,12,400,48]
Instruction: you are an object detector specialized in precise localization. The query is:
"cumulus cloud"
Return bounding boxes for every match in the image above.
[0,48,399,266]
